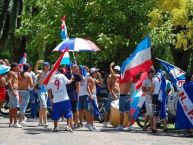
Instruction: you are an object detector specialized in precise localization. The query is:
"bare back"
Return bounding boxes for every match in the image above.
[120,79,132,94]
[18,72,33,90]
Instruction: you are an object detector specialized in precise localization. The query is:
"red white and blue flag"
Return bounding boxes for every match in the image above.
[60,15,69,41]
[175,81,193,129]
[60,49,71,65]
[43,49,68,85]
[121,36,153,83]
[156,58,185,89]
[18,53,27,71]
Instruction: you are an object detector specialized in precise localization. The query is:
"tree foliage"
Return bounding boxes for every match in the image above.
[17,0,155,68]
[148,0,193,72]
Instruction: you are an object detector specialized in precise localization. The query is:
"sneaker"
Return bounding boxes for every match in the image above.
[129,125,134,131]
[52,127,58,132]
[9,124,14,127]
[103,122,107,128]
[44,123,49,128]
[78,122,83,128]
[88,124,94,131]
[38,122,44,126]
[19,121,27,126]
[92,124,97,130]
[84,122,89,128]
[116,125,124,131]
[13,122,22,128]
[66,126,73,133]
[152,129,157,133]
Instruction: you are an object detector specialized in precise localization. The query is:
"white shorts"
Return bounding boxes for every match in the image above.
[145,101,152,116]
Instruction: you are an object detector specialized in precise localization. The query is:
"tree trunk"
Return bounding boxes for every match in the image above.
[171,47,192,72]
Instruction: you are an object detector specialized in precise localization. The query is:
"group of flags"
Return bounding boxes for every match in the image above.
[120,36,192,130]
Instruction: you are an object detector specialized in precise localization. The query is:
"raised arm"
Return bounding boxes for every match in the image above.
[34,60,44,74]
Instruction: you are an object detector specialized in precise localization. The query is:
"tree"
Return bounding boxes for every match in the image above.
[148,0,193,72]
[17,0,155,68]
[0,0,25,61]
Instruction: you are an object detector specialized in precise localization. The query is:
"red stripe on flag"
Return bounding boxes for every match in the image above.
[120,60,152,84]
[135,72,148,90]
[43,48,68,85]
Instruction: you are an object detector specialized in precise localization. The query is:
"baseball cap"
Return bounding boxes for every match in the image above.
[114,66,120,71]
[43,62,50,67]
[90,67,99,74]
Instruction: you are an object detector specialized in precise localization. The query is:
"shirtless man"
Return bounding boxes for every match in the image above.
[7,63,21,127]
[110,62,133,131]
[103,63,120,128]
[18,63,33,125]
[35,60,50,127]
[87,68,103,131]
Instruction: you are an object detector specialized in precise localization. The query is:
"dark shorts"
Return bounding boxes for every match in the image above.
[78,95,89,111]
[119,94,130,113]
[152,94,161,116]
[70,100,78,113]
[52,100,72,121]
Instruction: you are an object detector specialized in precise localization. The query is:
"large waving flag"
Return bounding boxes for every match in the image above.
[156,58,185,89]
[60,15,69,41]
[121,36,153,83]
[175,81,193,129]
[18,53,27,71]
[43,49,67,85]
[60,49,71,65]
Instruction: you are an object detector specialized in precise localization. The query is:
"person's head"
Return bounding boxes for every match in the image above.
[43,62,50,72]
[0,59,5,65]
[185,73,192,83]
[23,63,30,72]
[90,67,99,78]
[28,62,33,72]
[11,62,19,72]
[72,65,80,73]
[65,64,71,71]
[147,68,155,79]
[114,65,120,74]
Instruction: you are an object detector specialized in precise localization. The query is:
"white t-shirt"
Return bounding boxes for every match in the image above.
[79,74,89,96]
[152,76,161,95]
[47,73,69,103]
[142,78,152,102]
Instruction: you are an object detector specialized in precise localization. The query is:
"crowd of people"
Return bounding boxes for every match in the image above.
[0,58,192,133]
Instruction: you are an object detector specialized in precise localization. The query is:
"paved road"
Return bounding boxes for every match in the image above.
[0,116,192,145]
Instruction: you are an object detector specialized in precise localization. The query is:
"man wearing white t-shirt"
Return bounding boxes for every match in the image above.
[47,72,74,132]
[142,69,154,131]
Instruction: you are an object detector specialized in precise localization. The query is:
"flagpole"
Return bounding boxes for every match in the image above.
[72,52,77,65]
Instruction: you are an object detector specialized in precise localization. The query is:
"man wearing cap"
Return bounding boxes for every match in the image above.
[35,60,50,127]
[103,63,120,128]
[110,62,133,131]
[87,67,103,130]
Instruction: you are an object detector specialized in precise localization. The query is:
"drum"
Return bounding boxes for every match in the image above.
[110,100,129,127]
[167,92,178,116]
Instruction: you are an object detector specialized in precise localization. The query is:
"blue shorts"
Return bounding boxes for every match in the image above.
[19,90,30,114]
[8,90,19,108]
[88,96,98,116]
[104,95,113,113]
[119,95,130,113]
[52,100,72,121]
[38,91,48,108]
[78,95,89,111]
